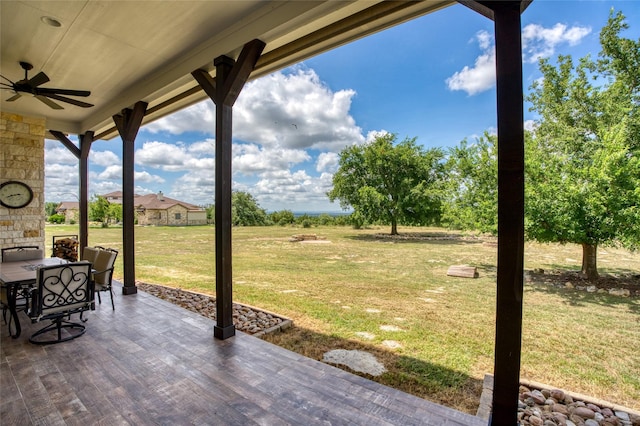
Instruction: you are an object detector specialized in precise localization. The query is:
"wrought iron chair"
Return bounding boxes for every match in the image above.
[92,247,118,310]
[1,246,43,325]
[28,261,93,344]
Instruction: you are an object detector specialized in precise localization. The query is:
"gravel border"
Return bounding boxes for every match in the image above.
[136,282,292,337]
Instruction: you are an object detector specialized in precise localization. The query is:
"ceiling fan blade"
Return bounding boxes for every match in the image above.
[35,95,64,110]
[0,74,15,85]
[38,88,91,97]
[6,93,22,102]
[28,71,50,87]
[44,93,94,108]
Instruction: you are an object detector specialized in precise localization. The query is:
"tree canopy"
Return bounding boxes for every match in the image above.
[231,191,268,226]
[526,10,640,279]
[328,133,445,235]
[442,132,498,235]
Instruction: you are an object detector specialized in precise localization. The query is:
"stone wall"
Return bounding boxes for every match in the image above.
[0,112,46,252]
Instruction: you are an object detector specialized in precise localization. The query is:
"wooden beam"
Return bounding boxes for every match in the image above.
[113,101,148,295]
[490,2,526,425]
[221,38,266,106]
[191,69,217,103]
[49,130,80,159]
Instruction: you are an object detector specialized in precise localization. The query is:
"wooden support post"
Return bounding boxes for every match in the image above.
[192,39,265,340]
[491,2,525,425]
[113,101,148,295]
[49,130,94,258]
[78,132,94,254]
[214,55,236,339]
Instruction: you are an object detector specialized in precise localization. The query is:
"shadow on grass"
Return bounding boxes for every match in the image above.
[346,231,486,246]
[260,324,484,415]
[524,277,640,315]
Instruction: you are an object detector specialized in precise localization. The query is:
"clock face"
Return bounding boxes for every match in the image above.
[0,181,34,209]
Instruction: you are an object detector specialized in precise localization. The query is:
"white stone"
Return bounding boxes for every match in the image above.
[355,332,375,340]
[379,325,404,332]
[382,340,402,349]
[323,349,387,376]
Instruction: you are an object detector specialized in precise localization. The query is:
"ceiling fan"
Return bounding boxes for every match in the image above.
[0,61,93,109]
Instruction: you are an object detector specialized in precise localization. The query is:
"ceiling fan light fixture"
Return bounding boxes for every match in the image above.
[41,16,63,28]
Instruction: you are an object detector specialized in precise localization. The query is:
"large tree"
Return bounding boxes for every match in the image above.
[231,191,268,226]
[328,133,444,235]
[526,11,640,280]
[442,132,498,235]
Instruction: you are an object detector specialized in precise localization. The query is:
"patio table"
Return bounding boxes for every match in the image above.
[0,257,68,338]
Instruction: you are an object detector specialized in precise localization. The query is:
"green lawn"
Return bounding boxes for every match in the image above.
[46,224,640,414]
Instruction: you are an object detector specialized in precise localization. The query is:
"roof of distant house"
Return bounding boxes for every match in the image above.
[56,202,79,211]
[134,193,202,211]
[103,191,141,199]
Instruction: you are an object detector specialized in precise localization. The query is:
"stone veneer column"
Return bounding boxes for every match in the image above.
[0,112,46,252]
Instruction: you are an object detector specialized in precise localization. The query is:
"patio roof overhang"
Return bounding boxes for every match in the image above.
[1,0,458,140]
[2,2,532,425]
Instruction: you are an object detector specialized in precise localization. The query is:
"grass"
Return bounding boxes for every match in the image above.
[46,224,640,414]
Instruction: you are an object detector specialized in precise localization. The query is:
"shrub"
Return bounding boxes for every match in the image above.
[48,214,66,224]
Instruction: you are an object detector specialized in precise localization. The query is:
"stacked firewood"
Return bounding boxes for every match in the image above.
[52,237,78,261]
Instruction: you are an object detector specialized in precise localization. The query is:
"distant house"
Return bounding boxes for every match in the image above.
[55,202,79,223]
[102,191,126,204]
[135,192,207,226]
[55,191,206,226]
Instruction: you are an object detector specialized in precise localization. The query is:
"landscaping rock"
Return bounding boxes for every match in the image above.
[137,282,290,336]
[517,384,638,426]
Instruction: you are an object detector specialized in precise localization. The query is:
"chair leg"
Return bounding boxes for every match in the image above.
[97,292,102,304]
[109,288,115,310]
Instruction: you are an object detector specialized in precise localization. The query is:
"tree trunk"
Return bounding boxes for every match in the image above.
[391,216,398,235]
[581,242,599,281]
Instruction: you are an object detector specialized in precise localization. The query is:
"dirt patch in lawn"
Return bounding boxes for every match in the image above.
[526,270,640,297]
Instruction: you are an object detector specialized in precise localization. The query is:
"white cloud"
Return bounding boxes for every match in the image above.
[91,150,120,167]
[135,171,165,184]
[234,67,365,151]
[524,120,537,132]
[365,130,390,143]
[251,169,334,211]
[97,165,122,180]
[45,141,78,166]
[316,152,339,173]
[141,67,365,153]
[46,163,79,190]
[144,102,215,134]
[447,23,591,95]
[233,143,310,175]
[446,31,496,96]
[522,23,591,63]
[135,140,214,172]
[169,171,215,205]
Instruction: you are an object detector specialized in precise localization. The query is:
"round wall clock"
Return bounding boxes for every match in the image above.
[0,181,34,209]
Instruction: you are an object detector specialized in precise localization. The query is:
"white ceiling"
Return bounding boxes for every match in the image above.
[1,0,453,140]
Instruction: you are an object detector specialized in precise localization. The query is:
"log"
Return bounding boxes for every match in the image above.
[446,265,479,278]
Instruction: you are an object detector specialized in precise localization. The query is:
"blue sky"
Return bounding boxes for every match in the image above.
[45,1,640,213]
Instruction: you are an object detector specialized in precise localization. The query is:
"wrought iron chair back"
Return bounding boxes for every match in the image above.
[28,261,93,344]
